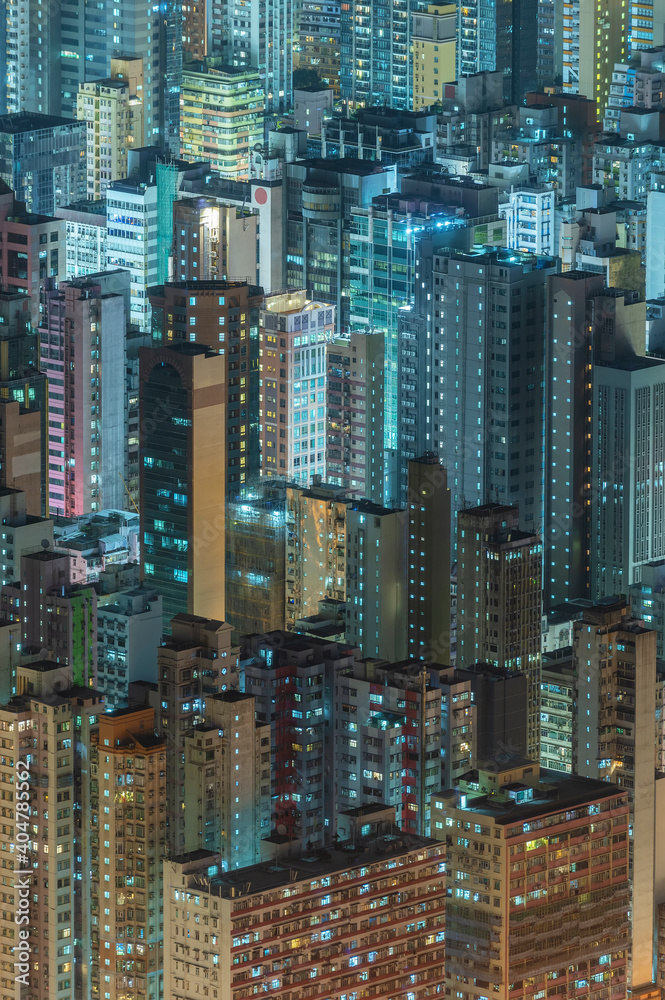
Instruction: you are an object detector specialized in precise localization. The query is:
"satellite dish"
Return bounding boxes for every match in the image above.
[39,648,48,659]
[277,824,287,835]
[41,539,50,550]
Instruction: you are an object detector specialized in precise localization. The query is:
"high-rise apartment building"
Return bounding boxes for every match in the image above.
[158,613,239,853]
[106,179,158,332]
[163,833,446,999]
[406,454,451,663]
[296,1,341,94]
[432,759,631,1000]
[55,200,108,277]
[0,113,86,215]
[76,79,134,199]
[0,181,65,329]
[259,290,335,484]
[40,271,128,517]
[412,3,456,110]
[345,498,407,661]
[171,197,258,284]
[240,630,358,845]
[325,330,383,500]
[457,504,542,759]
[432,247,556,545]
[573,600,658,990]
[340,0,424,109]
[90,706,166,1000]
[96,584,163,709]
[180,59,264,181]
[0,487,53,587]
[182,690,271,867]
[140,343,226,626]
[217,0,295,112]
[0,290,48,513]
[148,279,263,491]
[591,355,665,598]
[562,0,626,121]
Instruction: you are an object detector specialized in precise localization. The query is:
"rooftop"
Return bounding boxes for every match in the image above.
[0,112,82,134]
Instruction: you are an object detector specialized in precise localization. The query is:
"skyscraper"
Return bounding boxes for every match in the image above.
[217,0,295,112]
[340,0,424,109]
[457,504,542,759]
[139,342,226,625]
[406,454,451,663]
[562,0,626,120]
[0,113,86,215]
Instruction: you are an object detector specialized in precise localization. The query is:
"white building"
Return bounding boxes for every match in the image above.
[55,201,108,277]
[106,180,158,331]
[499,186,555,255]
[217,0,295,111]
[647,189,665,300]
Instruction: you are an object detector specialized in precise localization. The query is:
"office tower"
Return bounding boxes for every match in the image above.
[20,549,97,685]
[259,290,335,484]
[345,499,407,661]
[457,504,542,759]
[139,343,226,625]
[411,3,456,110]
[241,631,358,845]
[4,0,76,117]
[225,484,286,634]
[0,487,53,587]
[431,247,556,543]
[55,201,108,277]
[406,454,451,663]
[591,356,665,599]
[40,271,128,517]
[573,601,657,990]
[163,834,446,999]
[90,707,166,1000]
[180,59,264,180]
[283,157,397,334]
[158,613,238,853]
[296,1,341,94]
[0,113,86,215]
[182,690,271,867]
[563,0,625,120]
[172,196,259,283]
[96,585,163,709]
[340,0,424,109]
[326,330,383,499]
[218,0,295,112]
[539,649,575,772]
[0,181,66,328]
[284,482,348,628]
[496,0,538,104]
[76,79,134,199]
[431,760,631,1000]
[0,290,48,513]
[148,280,263,491]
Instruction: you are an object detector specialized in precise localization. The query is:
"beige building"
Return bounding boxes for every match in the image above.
[163,833,446,1000]
[90,706,166,1000]
[412,3,456,110]
[260,290,335,483]
[158,614,239,854]
[110,57,145,147]
[573,600,658,991]
[432,759,631,1000]
[182,691,271,868]
[284,482,347,628]
[77,79,135,199]
[563,0,625,121]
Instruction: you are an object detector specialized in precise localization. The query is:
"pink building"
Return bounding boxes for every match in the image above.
[40,272,128,516]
